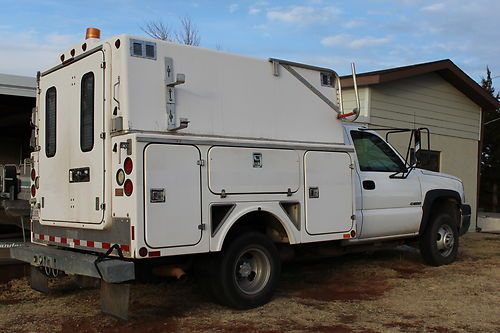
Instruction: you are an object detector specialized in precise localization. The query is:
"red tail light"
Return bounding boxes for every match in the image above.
[124,179,133,196]
[124,157,133,174]
[31,185,36,197]
[31,169,36,181]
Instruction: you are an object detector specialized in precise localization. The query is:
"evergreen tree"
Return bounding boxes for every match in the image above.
[480,66,500,212]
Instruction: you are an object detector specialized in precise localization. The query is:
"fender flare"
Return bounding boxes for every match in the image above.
[419,189,461,235]
[212,203,297,252]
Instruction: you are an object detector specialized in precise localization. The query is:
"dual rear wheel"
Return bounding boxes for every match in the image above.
[202,232,281,309]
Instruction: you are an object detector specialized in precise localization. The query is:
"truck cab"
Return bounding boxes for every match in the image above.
[344,124,470,265]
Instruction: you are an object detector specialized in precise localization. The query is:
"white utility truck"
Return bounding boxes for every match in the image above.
[12,28,471,319]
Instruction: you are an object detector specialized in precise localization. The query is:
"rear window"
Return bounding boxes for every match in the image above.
[45,87,57,157]
[80,72,95,152]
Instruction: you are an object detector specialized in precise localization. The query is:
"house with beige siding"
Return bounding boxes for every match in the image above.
[341,59,498,230]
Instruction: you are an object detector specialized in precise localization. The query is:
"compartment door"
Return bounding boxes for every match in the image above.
[144,144,202,248]
[305,151,354,235]
[39,49,106,224]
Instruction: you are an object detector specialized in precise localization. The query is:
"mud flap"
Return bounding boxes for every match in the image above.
[30,266,49,293]
[100,281,130,320]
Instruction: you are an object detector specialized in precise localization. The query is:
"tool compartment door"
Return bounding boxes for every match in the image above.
[304,151,354,235]
[39,49,106,224]
[144,144,202,248]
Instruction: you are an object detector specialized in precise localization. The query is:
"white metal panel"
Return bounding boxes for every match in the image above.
[120,35,345,144]
[208,147,300,194]
[144,144,202,248]
[304,151,353,234]
[38,50,105,225]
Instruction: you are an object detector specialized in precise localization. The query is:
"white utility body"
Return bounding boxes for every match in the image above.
[12,29,471,319]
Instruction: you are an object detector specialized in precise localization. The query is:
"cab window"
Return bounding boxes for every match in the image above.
[351,130,405,172]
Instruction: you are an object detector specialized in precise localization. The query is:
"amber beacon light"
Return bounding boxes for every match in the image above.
[85,27,101,39]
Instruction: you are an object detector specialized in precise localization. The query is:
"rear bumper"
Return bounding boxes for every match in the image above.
[459,204,471,236]
[10,243,134,283]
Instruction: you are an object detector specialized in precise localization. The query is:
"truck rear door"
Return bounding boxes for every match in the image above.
[38,49,106,225]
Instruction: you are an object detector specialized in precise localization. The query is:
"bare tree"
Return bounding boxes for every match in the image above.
[175,16,201,46]
[141,20,173,41]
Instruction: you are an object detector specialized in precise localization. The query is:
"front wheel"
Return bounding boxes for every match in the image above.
[210,232,281,309]
[419,209,459,266]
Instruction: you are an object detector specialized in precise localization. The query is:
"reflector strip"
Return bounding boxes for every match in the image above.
[32,233,130,253]
[148,250,160,257]
[343,233,350,239]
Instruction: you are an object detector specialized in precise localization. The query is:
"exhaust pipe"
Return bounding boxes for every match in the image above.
[152,266,187,280]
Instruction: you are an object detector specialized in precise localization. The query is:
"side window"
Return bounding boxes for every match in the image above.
[45,87,57,157]
[351,131,405,172]
[80,72,95,152]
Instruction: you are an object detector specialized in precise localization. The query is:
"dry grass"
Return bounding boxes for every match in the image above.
[0,233,499,333]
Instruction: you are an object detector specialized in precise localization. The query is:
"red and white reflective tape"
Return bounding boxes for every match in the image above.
[32,233,130,252]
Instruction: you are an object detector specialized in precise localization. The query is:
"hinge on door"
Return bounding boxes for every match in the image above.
[197,159,205,166]
[101,61,106,69]
[198,223,206,231]
[100,132,106,139]
[100,203,106,210]
[351,215,356,220]
[349,163,354,169]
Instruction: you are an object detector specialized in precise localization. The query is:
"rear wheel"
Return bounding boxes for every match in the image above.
[210,232,281,309]
[419,208,459,266]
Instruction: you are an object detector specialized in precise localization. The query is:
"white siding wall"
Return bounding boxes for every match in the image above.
[369,73,481,140]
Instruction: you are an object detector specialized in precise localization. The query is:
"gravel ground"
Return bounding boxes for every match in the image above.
[0,232,498,333]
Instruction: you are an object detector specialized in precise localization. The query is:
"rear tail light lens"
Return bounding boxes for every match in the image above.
[31,169,36,181]
[124,179,133,196]
[31,185,36,197]
[124,157,133,174]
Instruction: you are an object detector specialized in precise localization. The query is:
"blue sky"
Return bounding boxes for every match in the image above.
[0,0,498,83]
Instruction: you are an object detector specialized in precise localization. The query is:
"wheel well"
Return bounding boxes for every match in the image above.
[222,210,290,250]
[430,197,460,217]
[420,192,461,235]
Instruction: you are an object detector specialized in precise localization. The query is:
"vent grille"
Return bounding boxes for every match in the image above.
[130,39,157,60]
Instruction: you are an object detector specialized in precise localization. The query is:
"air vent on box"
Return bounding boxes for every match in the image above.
[130,39,157,60]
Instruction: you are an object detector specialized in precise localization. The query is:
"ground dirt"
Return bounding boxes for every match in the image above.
[0,233,498,333]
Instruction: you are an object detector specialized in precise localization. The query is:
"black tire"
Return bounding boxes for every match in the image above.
[419,208,459,266]
[210,232,281,309]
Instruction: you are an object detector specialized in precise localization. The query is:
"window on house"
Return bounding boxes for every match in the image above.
[80,72,95,152]
[411,149,441,172]
[45,87,57,157]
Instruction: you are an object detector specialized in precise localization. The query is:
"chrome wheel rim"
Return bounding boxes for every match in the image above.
[436,224,455,257]
[234,248,271,295]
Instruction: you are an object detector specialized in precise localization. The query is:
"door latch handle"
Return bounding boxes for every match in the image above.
[363,180,376,190]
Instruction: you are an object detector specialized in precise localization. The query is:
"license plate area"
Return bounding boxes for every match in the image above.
[31,207,40,221]
[33,255,57,269]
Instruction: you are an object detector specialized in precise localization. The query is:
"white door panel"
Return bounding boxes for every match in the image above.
[144,144,202,248]
[361,207,422,238]
[305,151,353,235]
[349,130,423,239]
[39,50,105,224]
[360,171,422,238]
[208,147,300,194]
